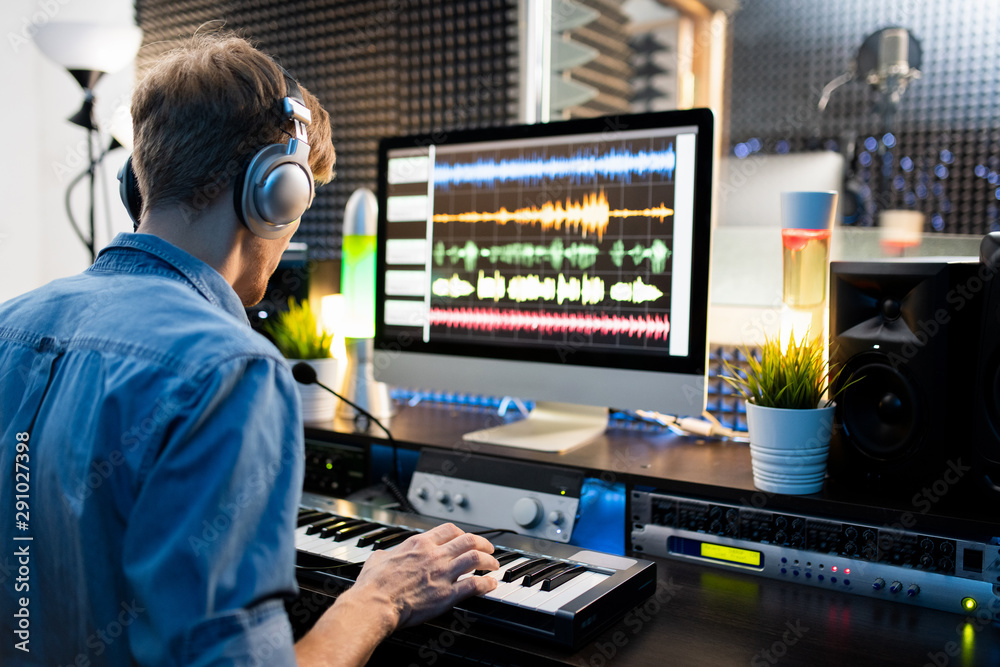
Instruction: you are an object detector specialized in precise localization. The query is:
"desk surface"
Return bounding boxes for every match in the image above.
[303,400,1000,664]
[309,400,999,535]
[386,555,1000,667]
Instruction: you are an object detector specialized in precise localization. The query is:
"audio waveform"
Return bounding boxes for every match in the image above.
[431,274,475,298]
[429,307,671,340]
[609,276,664,304]
[609,239,673,274]
[434,144,676,187]
[432,190,674,241]
[433,239,600,272]
[474,270,605,305]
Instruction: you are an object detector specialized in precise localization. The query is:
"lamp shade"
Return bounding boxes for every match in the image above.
[34,21,142,75]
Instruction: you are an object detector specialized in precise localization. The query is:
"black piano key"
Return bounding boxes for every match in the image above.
[474,550,522,576]
[318,519,367,538]
[502,558,553,583]
[297,512,333,528]
[373,530,418,550]
[331,522,382,542]
[356,527,406,548]
[306,516,352,535]
[541,565,588,592]
[523,562,574,587]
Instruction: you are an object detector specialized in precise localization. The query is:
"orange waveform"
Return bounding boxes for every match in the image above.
[432,190,674,241]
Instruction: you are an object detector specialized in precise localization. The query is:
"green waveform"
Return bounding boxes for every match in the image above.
[609,276,664,304]
[433,239,601,272]
[608,239,672,274]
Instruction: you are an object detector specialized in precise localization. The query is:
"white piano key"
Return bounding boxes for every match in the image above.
[524,571,609,613]
[498,579,547,605]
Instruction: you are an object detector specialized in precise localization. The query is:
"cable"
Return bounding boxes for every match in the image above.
[632,409,748,440]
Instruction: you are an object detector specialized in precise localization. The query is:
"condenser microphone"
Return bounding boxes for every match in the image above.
[290,362,394,443]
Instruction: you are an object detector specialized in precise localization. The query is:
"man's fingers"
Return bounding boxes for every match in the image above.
[420,522,466,545]
[453,574,498,600]
[441,531,495,558]
[451,550,499,578]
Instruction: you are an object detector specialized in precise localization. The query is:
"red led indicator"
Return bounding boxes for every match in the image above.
[831,566,838,573]
[845,568,851,575]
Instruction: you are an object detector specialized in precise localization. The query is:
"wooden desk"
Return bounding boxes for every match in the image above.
[301,400,1000,665]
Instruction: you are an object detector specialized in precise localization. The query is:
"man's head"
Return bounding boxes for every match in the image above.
[129,33,335,305]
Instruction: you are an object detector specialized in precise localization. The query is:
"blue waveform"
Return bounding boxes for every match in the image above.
[434,143,676,187]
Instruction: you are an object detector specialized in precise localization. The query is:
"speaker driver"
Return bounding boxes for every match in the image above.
[839,353,922,461]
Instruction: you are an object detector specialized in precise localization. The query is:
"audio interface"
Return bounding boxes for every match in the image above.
[407,449,583,542]
[631,490,1000,619]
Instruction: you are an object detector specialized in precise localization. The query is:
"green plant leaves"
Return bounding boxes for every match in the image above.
[264,297,333,360]
[721,333,856,410]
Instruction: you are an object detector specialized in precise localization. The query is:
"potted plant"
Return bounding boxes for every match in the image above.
[722,333,854,495]
[265,298,338,423]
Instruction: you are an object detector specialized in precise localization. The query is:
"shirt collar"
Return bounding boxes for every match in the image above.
[92,233,251,325]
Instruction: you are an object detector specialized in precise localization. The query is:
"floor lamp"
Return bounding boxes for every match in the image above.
[33,21,142,262]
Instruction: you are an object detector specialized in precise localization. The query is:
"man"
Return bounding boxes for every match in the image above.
[0,33,497,666]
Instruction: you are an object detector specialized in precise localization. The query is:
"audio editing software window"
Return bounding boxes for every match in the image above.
[379,124,700,361]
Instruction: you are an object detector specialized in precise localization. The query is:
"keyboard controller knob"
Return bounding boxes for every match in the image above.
[513,497,543,528]
[547,510,565,526]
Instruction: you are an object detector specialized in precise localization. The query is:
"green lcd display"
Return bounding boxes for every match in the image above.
[700,542,762,567]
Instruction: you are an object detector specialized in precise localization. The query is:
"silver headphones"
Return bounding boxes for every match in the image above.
[118,66,315,240]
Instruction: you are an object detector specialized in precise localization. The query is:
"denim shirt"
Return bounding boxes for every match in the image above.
[0,234,304,666]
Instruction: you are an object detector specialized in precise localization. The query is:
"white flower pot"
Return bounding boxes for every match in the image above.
[746,401,835,495]
[290,357,339,424]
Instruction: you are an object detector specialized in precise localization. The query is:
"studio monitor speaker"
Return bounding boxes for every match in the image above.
[829,258,986,498]
[974,232,1000,490]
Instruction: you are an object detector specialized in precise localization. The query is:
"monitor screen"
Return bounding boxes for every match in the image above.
[373,109,714,452]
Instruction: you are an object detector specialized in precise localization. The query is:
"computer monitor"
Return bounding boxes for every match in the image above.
[373,108,714,453]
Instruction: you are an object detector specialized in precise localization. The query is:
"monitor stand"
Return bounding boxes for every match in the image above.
[462,402,608,454]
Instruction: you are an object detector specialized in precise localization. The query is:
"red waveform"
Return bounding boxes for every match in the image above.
[429,307,671,340]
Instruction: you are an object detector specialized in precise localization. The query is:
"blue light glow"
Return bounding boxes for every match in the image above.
[734,143,749,159]
[864,136,877,152]
[901,157,914,172]
[883,133,896,147]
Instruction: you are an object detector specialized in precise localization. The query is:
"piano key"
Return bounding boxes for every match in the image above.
[306,516,354,535]
[501,558,553,583]
[297,511,333,528]
[523,562,574,587]
[542,564,587,591]
[474,550,522,576]
[319,519,371,539]
[357,527,407,548]
[330,522,383,542]
[372,530,418,550]
[531,572,610,613]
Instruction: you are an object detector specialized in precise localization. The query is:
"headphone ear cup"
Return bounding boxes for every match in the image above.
[237,143,314,240]
[117,155,143,231]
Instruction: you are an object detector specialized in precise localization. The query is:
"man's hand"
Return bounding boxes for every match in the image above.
[352,522,500,628]
[295,523,499,667]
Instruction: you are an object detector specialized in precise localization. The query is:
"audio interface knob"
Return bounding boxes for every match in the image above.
[548,510,565,526]
[872,578,886,591]
[889,581,903,594]
[454,494,468,508]
[513,497,542,528]
[416,487,429,500]
[906,584,920,597]
[435,490,450,504]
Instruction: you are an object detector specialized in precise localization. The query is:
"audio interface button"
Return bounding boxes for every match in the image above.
[513,497,543,528]
[417,487,429,500]
[454,493,468,508]
[548,510,565,526]
[435,490,450,504]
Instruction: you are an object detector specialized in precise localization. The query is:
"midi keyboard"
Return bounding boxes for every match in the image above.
[295,493,656,649]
